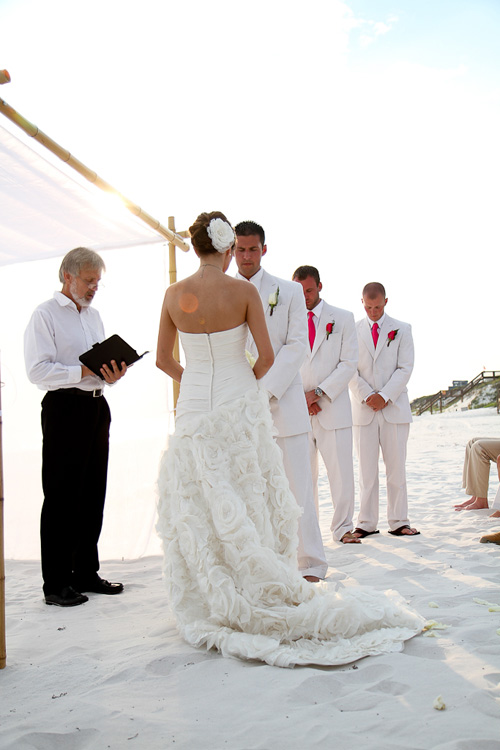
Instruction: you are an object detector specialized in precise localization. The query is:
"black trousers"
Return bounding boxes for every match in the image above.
[40,389,111,594]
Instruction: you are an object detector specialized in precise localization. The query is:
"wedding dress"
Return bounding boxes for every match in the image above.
[157,323,423,668]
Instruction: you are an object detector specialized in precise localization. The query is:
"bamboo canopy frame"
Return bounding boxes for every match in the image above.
[0,71,190,668]
[0,94,190,252]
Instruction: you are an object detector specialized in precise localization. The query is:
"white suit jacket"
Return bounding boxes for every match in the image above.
[245,270,310,437]
[300,302,358,431]
[349,313,414,426]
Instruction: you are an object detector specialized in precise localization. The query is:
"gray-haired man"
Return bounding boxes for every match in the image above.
[24,247,127,606]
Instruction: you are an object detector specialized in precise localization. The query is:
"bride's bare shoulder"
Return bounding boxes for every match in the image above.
[229,276,255,292]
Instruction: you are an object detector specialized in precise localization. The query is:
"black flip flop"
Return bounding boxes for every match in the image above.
[353,528,380,538]
[388,525,420,536]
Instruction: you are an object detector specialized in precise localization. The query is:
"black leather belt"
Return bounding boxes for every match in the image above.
[55,388,103,398]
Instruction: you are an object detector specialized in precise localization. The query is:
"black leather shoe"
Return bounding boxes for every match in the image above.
[76,577,124,595]
[45,586,89,607]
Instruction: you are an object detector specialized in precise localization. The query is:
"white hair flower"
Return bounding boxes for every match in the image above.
[207,218,235,253]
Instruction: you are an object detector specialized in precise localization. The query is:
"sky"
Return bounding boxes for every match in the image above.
[1,0,500,400]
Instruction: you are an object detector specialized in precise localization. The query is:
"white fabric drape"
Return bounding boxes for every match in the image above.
[0,124,165,266]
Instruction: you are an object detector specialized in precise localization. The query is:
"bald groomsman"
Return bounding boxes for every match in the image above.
[349,282,419,538]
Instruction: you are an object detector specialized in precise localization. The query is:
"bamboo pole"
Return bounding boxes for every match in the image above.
[0,357,6,669]
[168,217,181,413]
[0,95,189,252]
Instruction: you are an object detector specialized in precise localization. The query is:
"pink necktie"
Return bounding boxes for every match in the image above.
[372,322,379,348]
[308,311,315,350]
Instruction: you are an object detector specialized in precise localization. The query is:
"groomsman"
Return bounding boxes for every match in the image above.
[292,266,360,544]
[234,221,327,581]
[349,282,419,538]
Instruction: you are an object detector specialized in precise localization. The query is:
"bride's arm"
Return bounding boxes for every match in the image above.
[156,290,184,382]
[246,284,274,380]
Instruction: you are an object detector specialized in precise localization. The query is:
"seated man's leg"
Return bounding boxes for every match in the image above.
[458,438,500,510]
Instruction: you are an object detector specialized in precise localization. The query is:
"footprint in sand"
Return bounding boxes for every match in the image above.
[483,671,500,685]
[288,674,346,705]
[146,651,218,676]
[9,729,99,750]
[337,662,393,685]
[468,689,500,719]
[367,678,410,696]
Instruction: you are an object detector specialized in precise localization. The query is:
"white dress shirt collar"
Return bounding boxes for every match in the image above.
[368,312,385,329]
[54,290,78,310]
[309,299,323,328]
[236,266,264,292]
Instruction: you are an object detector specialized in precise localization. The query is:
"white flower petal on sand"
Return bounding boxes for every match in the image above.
[433,696,446,710]
[488,605,500,612]
[423,620,450,631]
[496,629,500,636]
[473,597,498,607]
[428,602,439,608]
[423,631,440,638]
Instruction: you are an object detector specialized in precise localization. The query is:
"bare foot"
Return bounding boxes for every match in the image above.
[400,527,419,535]
[489,510,500,518]
[465,498,489,510]
[340,531,362,544]
[454,497,476,511]
[303,575,320,582]
[479,531,500,545]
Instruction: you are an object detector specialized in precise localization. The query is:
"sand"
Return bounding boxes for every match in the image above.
[1,408,500,749]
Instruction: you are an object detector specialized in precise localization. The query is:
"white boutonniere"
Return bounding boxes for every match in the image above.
[268,287,279,316]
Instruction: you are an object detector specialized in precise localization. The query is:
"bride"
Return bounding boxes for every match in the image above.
[156,211,423,668]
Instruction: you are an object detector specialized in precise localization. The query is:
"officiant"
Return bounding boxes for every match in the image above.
[24,247,127,607]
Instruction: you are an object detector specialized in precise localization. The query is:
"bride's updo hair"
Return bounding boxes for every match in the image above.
[189,211,234,256]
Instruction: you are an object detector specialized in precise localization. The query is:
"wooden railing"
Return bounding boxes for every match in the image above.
[413,371,500,416]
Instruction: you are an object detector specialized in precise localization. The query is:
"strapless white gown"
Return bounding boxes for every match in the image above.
[157,324,423,667]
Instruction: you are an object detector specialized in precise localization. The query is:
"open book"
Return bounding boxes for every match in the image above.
[79,334,149,379]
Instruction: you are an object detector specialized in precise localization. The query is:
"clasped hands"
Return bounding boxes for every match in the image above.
[81,360,127,384]
[365,392,387,412]
[306,390,322,416]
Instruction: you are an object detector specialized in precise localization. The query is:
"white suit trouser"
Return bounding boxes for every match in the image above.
[277,433,328,579]
[308,420,355,541]
[353,412,410,532]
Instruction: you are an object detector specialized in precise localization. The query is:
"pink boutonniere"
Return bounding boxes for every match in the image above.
[387,329,399,347]
[326,321,335,340]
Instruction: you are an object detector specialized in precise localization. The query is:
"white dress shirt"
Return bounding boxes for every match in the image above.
[367,313,388,403]
[24,292,105,391]
[308,299,324,333]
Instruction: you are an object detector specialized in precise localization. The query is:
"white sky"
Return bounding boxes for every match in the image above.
[1,0,500,399]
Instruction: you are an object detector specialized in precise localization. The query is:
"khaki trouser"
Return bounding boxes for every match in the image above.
[462,437,500,497]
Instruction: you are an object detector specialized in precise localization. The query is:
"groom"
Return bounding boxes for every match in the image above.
[234,221,328,581]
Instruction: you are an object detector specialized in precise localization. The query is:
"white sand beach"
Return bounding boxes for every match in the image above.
[2,407,500,750]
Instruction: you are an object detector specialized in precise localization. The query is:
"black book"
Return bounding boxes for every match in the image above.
[79,335,149,379]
